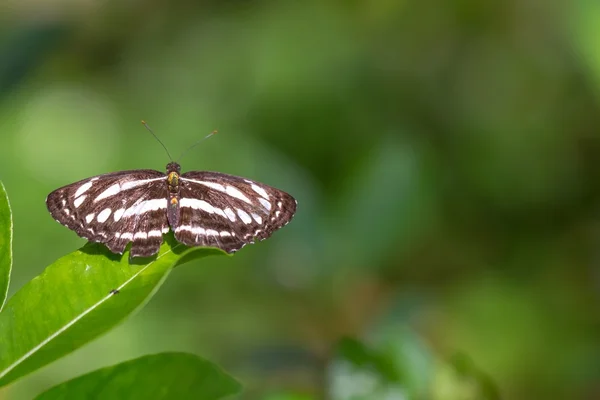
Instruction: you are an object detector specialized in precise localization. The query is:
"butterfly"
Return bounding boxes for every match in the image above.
[46,127,296,258]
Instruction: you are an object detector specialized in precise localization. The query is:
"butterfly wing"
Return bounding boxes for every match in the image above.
[176,171,297,253]
[46,170,170,257]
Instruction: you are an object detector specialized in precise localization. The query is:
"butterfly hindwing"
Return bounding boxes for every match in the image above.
[175,171,297,253]
[46,170,170,257]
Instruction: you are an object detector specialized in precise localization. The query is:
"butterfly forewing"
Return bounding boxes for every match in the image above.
[46,170,170,257]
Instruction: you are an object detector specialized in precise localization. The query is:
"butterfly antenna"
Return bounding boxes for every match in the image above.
[176,130,218,162]
[141,120,173,161]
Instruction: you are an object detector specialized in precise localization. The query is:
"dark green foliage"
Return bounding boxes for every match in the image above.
[3,1,600,397]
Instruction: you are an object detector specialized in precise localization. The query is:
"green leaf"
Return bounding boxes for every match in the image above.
[0,181,12,312]
[0,235,226,388]
[34,352,241,400]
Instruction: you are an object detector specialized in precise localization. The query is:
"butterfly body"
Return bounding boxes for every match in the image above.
[166,162,181,227]
[46,162,296,258]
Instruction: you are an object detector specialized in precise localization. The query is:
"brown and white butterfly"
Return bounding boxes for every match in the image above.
[46,161,297,257]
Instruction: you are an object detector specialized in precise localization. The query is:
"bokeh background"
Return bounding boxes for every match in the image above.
[1,0,600,399]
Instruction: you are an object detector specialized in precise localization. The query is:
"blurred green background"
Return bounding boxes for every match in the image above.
[1,0,600,399]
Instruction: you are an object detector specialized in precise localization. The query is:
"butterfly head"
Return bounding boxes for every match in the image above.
[166,162,181,174]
